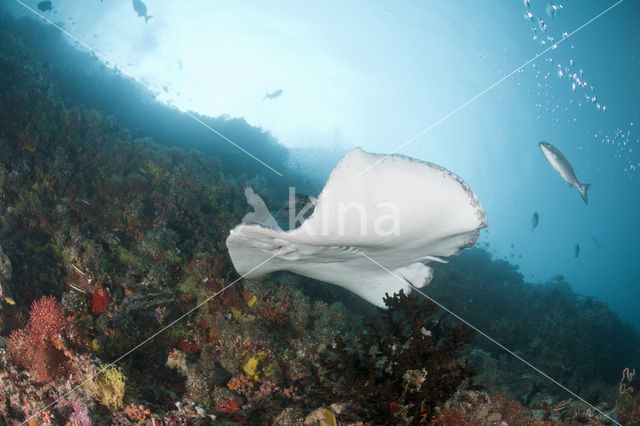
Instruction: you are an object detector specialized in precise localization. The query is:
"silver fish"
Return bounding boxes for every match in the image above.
[539,142,590,204]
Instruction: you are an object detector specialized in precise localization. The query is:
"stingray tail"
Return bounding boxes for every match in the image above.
[145,15,153,23]
[578,183,590,204]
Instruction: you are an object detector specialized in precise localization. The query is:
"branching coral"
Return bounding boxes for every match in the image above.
[616,366,640,425]
[319,290,475,424]
[7,295,80,382]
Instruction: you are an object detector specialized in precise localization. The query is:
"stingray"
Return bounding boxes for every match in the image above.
[225,147,487,308]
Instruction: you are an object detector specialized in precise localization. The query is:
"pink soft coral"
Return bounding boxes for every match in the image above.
[7,295,77,381]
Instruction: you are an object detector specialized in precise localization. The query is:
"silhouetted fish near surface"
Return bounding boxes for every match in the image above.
[539,141,590,204]
[132,0,152,23]
[552,274,565,281]
[574,244,580,258]
[531,211,539,230]
[593,237,601,248]
[264,89,283,100]
[37,1,52,12]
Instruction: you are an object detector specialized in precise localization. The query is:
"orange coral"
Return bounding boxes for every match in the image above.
[216,398,240,413]
[125,403,151,421]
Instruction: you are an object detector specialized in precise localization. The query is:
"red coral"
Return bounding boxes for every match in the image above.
[90,287,110,314]
[216,398,240,413]
[176,340,199,353]
[6,296,76,382]
[28,295,67,341]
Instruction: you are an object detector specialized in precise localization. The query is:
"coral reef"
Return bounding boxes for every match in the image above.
[318,290,475,424]
[436,389,612,425]
[0,13,637,425]
[429,248,640,405]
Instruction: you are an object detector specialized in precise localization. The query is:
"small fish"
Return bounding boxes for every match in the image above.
[531,211,539,229]
[70,263,86,276]
[37,1,52,12]
[574,244,580,258]
[539,142,590,204]
[592,237,601,248]
[132,0,153,23]
[552,274,565,281]
[0,284,15,305]
[68,282,86,294]
[263,89,283,100]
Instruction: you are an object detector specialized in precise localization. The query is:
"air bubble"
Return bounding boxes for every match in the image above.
[538,18,547,32]
[546,4,563,18]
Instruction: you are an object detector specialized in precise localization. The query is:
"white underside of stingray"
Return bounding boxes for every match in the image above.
[225,147,487,308]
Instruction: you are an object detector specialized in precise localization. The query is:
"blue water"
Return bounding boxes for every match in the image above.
[1,0,638,333]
